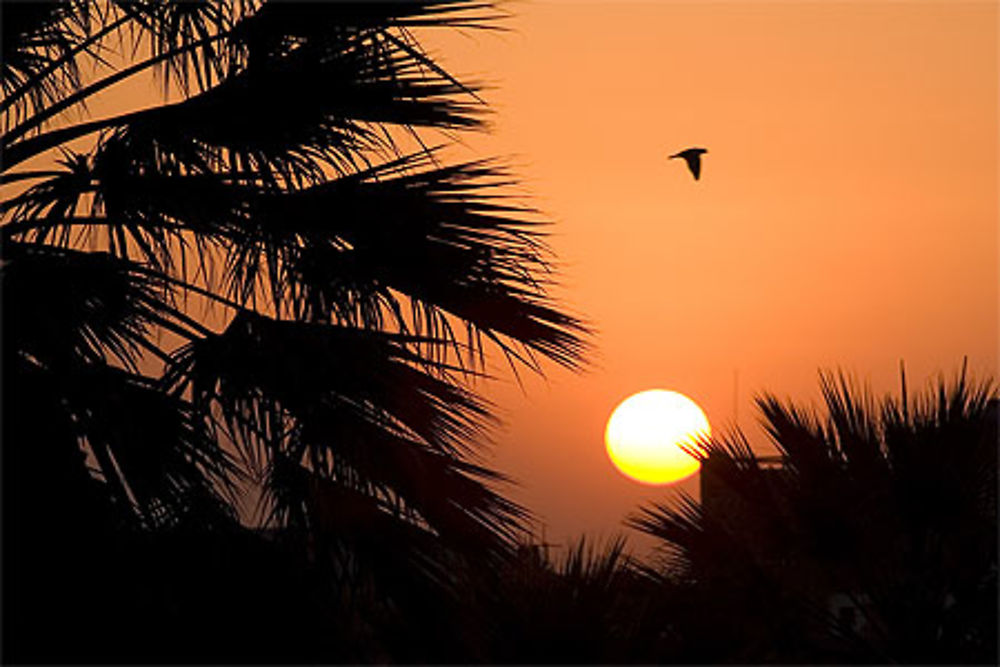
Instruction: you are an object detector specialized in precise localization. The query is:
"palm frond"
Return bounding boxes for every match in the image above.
[263,451,491,628]
[819,369,886,474]
[3,330,235,532]
[28,142,588,371]
[1,148,94,225]
[1,0,91,129]
[161,311,530,555]
[2,1,496,172]
[118,34,484,185]
[251,152,588,369]
[559,535,630,583]
[66,364,240,528]
[286,414,526,551]
[2,241,202,371]
[757,394,829,466]
[165,311,492,457]
[632,365,998,662]
[110,0,252,94]
[3,350,127,531]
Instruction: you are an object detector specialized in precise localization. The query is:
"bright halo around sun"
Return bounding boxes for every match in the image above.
[605,389,711,485]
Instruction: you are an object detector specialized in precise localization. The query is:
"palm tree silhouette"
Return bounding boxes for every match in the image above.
[629,363,997,663]
[458,535,647,663]
[2,2,588,661]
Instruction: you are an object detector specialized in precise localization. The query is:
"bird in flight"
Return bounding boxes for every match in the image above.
[670,147,708,180]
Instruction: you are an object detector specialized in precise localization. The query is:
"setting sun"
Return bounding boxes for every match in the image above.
[605,390,711,485]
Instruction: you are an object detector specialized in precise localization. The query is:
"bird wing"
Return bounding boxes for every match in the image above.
[686,155,701,180]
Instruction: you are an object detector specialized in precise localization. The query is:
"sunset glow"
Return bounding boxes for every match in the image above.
[605,390,710,485]
[425,1,996,545]
[3,0,996,661]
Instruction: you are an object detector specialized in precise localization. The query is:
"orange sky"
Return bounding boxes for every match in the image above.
[424,1,998,556]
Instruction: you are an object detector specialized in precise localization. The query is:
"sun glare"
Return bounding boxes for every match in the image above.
[605,390,711,485]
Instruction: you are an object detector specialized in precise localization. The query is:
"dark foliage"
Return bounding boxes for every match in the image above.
[2,1,587,661]
[630,365,998,664]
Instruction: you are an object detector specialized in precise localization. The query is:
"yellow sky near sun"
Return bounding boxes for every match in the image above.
[423,1,998,552]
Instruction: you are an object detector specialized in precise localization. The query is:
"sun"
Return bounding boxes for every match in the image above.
[605,389,711,485]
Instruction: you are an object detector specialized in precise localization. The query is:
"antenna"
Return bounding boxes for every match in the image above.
[537,521,560,562]
[541,522,550,562]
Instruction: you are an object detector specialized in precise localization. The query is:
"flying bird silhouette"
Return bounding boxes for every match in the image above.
[670,147,708,180]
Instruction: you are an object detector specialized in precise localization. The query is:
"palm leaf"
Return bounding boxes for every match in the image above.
[2,241,203,371]
[64,364,239,527]
[162,311,527,557]
[3,0,494,175]
[632,366,998,662]
[165,311,492,455]
[242,152,588,369]
[1,0,92,128]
